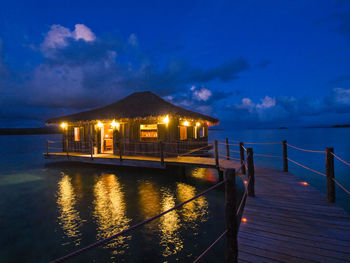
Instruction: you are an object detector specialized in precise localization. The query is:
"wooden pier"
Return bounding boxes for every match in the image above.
[237,166,350,263]
[46,139,350,263]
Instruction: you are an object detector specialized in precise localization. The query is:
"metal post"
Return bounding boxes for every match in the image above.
[326,147,335,202]
[225,168,238,263]
[239,142,246,174]
[226,138,230,160]
[215,140,219,167]
[247,147,255,197]
[160,141,164,166]
[282,140,288,172]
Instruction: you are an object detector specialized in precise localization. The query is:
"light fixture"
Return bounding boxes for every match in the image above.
[97,121,103,128]
[196,122,200,127]
[242,218,247,223]
[60,122,67,129]
[184,120,189,126]
[111,120,120,129]
[163,115,169,124]
[301,182,308,186]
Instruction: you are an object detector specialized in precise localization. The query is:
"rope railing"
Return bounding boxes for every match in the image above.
[331,152,350,167]
[287,158,326,177]
[286,143,325,153]
[333,178,350,195]
[50,180,225,263]
[254,153,282,159]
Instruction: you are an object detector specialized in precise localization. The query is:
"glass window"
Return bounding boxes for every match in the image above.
[140,124,158,141]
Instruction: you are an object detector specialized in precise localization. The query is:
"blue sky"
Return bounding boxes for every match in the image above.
[1,0,350,128]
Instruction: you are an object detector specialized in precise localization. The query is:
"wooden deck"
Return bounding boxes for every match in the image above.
[44,152,239,170]
[238,166,350,263]
[44,152,350,262]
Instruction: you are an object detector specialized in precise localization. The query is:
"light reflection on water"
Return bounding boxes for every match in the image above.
[55,169,213,261]
[93,173,131,256]
[56,173,82,246]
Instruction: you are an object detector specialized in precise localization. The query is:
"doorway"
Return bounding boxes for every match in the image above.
[101,123,113,153]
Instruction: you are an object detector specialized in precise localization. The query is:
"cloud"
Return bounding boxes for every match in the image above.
[128,33,138,47]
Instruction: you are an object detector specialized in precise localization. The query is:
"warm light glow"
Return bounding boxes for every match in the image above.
[97,121,103,128]
[60,122,67,129]
[111,120,120,129]
[163,115,169,124]
[183,120,189,126]
[242,217,247,223]
[301,181,308,186]
[196,122,200,127]
[244,180,248,185]
[105,134,109,138]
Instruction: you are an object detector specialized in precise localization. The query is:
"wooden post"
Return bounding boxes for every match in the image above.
[215,140,219,167]
[225,168,238,263]
[90,138,94,160]
[226,138,230,160]
[66,138,69,159]
[160,141,164,166]
[46,140,49,156]
[282,140,288,172]
[326,147,335,203]
[239,142,246,174]
[119,138,123,162]
[219,169,224,181]
[247,147,255,197]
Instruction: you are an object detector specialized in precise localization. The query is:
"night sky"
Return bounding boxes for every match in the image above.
[1,0,350,128]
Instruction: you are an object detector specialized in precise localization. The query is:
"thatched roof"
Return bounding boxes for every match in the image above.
[46,91,219,124]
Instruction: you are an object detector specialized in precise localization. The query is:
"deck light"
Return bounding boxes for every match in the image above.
[184,120,189,126]
[301,182,308,186]
[163,115,169,124]
[60,122,67,129]
[242,218,247,223]
[196,122,200,127]
[111,120,119,129]
[97,121,103,128]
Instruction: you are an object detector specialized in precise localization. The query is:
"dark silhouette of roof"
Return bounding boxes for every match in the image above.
[46,91,219,124]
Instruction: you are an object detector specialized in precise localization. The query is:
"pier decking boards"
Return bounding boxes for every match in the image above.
[238,166,350,263]
[44,153,350,262]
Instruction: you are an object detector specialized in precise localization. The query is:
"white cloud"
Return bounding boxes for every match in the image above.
[41,24,96,56]
[256,96,276,109]
[193,88,212,101]
[333,88,350,104]
[128,33,138,47]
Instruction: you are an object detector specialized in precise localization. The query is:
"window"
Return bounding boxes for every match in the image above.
[140,124,158,141]
[74,127,80,141]
[179,126,187,140]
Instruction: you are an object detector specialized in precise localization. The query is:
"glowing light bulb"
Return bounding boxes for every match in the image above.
[60,122,67,129]
[196,122,200,127]
[242,218,247,223]
[163,115,169,124]
[301,182,308,186]
[184,120,189,126]
[111,120,119,129]
[97,121,103,128]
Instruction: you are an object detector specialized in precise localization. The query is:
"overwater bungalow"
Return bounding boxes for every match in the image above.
[46,91,219,157]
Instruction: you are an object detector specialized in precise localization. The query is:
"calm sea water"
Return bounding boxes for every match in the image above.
[0,128,349,262]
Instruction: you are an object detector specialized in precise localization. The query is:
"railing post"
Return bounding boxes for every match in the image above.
[160,141,164,166]
[66,138,69,159]
[239,142,246,174]
[247,148,255,197]
[119,138,123,162]
[46,140,49,156]
[90,139,94,160]
[215,140,219,167]
[225,168,238,263]
[226,138,230,160]
[326,147,335,202]
[282,140,288,172]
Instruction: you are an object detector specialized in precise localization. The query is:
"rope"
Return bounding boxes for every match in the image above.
[287,143,325,153]
[50,181,225,263]
[254,153,282,159]
[244,142,281,145]
[230,150,240,154]
[287,158,326,177]
[332,178,350,195]
[331,153,350,167]
[192,230,228,263]
[218,142,239,146]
